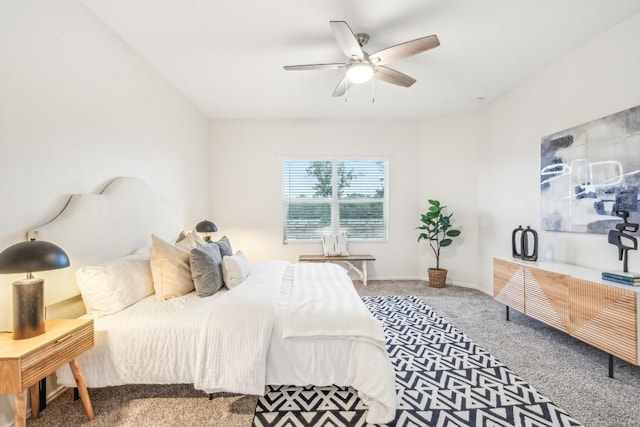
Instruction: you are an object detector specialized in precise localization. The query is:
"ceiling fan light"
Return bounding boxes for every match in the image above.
[346,64,373,84]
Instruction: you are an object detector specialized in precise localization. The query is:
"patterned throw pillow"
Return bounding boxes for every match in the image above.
[321,233,349,256]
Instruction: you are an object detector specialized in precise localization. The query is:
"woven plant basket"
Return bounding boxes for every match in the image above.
[428,268,447,288]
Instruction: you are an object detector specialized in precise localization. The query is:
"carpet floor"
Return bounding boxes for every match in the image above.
[27,281,640,426]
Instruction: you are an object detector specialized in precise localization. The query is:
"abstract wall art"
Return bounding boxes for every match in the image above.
[540,105,640,234]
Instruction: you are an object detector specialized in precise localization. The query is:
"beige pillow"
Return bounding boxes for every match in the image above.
[150,234,194,300]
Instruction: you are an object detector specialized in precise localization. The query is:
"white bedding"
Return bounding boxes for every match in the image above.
[57,261,396,424]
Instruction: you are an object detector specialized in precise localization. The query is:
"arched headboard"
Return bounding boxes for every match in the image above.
[29,177,183,308]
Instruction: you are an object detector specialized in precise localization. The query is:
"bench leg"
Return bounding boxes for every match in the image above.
[362,261,368,286]
[343,261,365,285]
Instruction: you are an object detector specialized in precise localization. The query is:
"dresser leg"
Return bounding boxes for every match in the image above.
[506,306,510,321]
[69,358,95,420]
[608,354,614,378]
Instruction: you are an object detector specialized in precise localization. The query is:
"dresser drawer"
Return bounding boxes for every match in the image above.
[20,321,94,389]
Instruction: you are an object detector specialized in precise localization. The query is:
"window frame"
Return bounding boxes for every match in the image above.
[282,157,389,243]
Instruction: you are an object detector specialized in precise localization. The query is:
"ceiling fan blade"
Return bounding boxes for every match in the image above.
[374,66,416,87]
[332,75,351,97]
[329,21,364,60]
[370,35,440,65]
[284,63,345,71]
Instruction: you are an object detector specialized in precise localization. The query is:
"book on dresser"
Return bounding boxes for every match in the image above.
[602,271,640,286]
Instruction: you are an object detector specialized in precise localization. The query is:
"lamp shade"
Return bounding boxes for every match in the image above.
[196,220,218,234]
[0,240,70,274]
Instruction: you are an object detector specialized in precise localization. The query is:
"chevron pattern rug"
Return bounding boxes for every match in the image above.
[253,295,582,426]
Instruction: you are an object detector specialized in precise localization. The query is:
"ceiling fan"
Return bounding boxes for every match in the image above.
[283,21,440,97]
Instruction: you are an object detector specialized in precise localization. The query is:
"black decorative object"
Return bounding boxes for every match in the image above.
[607,210,638,273]
[511,226,523,258]
[521,226,539,261]
[512,225,538,261]
[0,240,70,339]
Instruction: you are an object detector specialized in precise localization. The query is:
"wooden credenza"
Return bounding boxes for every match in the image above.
[493,257,639,372]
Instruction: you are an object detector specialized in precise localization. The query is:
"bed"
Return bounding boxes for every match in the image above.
[32,177,396,424]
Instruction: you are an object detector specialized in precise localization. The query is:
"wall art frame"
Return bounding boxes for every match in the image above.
[540,105,640,234]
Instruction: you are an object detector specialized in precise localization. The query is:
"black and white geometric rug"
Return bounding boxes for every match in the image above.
[253,295,583,426]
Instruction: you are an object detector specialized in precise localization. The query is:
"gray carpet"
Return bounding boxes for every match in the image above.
[28,281,640,426]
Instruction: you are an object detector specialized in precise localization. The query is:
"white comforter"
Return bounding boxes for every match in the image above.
[57,261,396,424]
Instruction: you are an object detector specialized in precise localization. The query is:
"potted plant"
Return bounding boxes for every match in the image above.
[417,199,461,288]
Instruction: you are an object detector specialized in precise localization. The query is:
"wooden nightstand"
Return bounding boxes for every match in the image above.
[0,318,95,427]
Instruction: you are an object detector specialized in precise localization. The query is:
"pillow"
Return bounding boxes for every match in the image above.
[176,230,207,250]
[150,234,194,300]
[76,251,154,317]
[322,233,349,256]
[190,243,224,297]
[221,251,250,289]
[213,235,233,257]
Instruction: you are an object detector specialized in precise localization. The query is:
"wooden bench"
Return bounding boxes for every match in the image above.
[298,254,375,286]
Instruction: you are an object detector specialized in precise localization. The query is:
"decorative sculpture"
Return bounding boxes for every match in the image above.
[607,210,638,273]
[511,225,538,261]
[511,226,523,258]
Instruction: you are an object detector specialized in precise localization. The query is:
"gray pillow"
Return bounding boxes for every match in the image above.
[190,244,224,297]
[213,235,233,258]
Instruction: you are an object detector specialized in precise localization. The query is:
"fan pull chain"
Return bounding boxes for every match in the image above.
[344,74,349,103]
[371,75,375,103]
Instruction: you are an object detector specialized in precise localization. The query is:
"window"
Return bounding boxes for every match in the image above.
[283,159,387,242]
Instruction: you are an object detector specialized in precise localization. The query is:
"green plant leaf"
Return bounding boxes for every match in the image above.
[447,230,461,237]
[428,199,440,207]
[440,238,452,246]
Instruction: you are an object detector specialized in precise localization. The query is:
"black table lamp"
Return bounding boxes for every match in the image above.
[195,220,217,242]
[0,240,70,339]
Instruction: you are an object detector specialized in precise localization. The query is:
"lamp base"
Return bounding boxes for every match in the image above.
[13,278,45,340]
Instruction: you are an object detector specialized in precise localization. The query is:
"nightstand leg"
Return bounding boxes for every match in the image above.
[15,389,27,427]
[29,384,40,418]
[69,358,95,420]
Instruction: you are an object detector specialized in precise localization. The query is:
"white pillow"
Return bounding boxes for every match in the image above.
[322,233,349,256]
[175,230,207,250]
[221,251,250,289]
[76,251,154,317]
[150,234,195,300]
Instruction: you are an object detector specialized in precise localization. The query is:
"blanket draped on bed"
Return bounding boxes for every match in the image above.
[282,263,386,346]
[193,262,287,394]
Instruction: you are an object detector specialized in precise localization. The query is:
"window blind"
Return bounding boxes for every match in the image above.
[283,160,387,242]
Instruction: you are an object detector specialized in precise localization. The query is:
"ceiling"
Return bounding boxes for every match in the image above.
[83,0,640,120]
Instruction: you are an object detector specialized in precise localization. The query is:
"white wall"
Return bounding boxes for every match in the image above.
[209,119,421,280]
[0,2,210,424]
[475,11,640,294]
[418,112,482,288]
